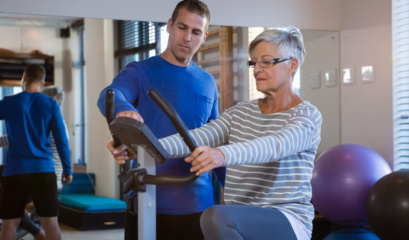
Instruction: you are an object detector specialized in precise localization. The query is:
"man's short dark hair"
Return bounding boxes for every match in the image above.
[24,64,45,85]
[171,0,210,30]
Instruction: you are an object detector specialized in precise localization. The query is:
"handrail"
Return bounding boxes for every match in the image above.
[105,89,130,182]
[107,88,199,190]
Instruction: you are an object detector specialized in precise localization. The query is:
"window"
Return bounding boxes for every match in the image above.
[393,0,409,170]
[114,20,166,70]
[248,27,266,100]
[71,20,87,165]
[0,87,20,164]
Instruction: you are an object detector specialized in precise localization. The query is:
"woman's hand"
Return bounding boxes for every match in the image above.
[185,145,225,176]
[107,110,141,165]
[107,140,138,165]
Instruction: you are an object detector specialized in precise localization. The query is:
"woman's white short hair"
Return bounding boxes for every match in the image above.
[41,86,65,106]
[248,26,306,77]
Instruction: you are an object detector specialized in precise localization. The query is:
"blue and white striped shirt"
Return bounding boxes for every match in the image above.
[160,99,322,232]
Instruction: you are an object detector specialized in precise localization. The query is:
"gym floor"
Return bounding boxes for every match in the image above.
[19,223,124,240]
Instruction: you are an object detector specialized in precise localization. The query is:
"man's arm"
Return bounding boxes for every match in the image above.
[208,88,220,121]
[97,65,151,164]
[97,87,138,118]
[96,66,141,119]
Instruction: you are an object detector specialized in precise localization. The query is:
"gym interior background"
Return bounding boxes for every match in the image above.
[0,0,404,238]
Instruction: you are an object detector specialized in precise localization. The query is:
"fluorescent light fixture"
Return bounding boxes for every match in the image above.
[0,18,69,28]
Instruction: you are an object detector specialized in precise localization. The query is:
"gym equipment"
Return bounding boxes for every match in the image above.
[106,88,199,240]
[105,90,130,199]
[58,173,126,230]
[367,170,409,240]
[311,144,391,225]
[323,228,380,240]
[14,211,42,239]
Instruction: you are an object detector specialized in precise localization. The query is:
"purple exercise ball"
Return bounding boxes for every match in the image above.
[311,144,391,225]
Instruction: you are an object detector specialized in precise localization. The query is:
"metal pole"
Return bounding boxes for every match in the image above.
[137,145,156,240]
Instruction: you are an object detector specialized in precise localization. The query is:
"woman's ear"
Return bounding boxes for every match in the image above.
[289,58,299,76]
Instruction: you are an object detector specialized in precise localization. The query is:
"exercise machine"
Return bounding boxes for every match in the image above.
[105,88,199,240]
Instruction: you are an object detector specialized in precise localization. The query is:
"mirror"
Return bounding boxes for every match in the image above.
[0,14,340,199]
[300,30,340,154]
[0,14,340,156]
[195,26,340,154]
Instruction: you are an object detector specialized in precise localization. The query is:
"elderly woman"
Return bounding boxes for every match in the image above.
[41,86,67,192]
[111,26,321,240]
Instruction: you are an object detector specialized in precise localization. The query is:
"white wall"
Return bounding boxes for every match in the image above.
[84,19,118,198]
[0,25,75,166]
[339,0,393,166]
[0,19,119,198]
[0,0,341,30]
[301,30,341,155]
[0,0,396,196]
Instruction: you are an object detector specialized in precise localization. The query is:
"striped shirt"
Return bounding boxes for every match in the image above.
[160,99,322,232]
[50,121,69,191]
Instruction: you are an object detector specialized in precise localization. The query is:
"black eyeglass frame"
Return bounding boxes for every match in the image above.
[247,57,293,68]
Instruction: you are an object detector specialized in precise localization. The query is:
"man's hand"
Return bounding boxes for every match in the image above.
[185,145,225,176]
[62,174,73,185]
[107,110,141,165]
[116,110,144,123]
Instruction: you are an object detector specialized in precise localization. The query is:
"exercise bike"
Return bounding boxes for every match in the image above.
[105,88,199,240]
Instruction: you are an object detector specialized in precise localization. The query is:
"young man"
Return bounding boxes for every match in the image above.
[0,64,72,240]
[97,0,223,239]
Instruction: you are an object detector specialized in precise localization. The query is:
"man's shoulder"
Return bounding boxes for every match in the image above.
[119,56,160,74]
[126,56,160,67]
[189,62,215,81]
[190,61,211,73]
[3,92,53,103]
[34,93,59,109]
[0,92,27,104]
[36,92,55,101]
[4,91,23,98]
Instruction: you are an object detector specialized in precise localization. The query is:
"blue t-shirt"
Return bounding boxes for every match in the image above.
[98,55,220,214]
[0,91,71,177]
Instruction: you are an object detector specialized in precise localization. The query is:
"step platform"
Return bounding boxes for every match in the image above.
[58,173,126,231]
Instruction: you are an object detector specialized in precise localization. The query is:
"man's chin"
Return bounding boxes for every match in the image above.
[175,54,191,64]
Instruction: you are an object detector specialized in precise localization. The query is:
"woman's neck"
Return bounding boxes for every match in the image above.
[258,92,302,114]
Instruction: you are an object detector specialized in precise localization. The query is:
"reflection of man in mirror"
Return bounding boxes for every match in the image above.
[97,1,224,240]
[0,64,72,240]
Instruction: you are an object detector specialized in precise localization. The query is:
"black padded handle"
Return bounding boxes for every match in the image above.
[108,88,200,188]
[148,88,197,152]
[140,88,199,185]
[105,89,130,180]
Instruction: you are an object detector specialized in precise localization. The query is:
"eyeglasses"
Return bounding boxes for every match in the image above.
[247,57,293,68]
